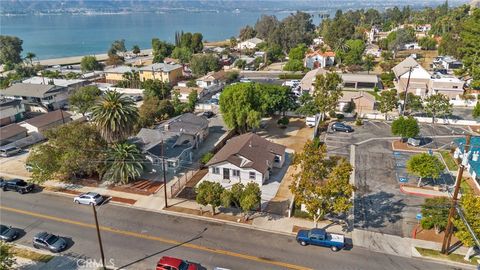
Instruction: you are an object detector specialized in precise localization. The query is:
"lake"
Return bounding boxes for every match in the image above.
[0,11,322,60]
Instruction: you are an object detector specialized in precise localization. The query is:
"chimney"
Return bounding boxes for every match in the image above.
[164,123,169,131]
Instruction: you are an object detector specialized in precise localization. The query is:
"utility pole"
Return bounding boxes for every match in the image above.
[92,204,106,270]
[402,66,413,116]
[441,134,471,254]
[161,139,168,209]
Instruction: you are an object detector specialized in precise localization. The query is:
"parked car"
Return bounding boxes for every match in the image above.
[407,138,421,147]
[130,95,143,102]
[0,146,22,157]
[296,228,345,251]
[156,256,198,270]
[33,232,67,253]
[331,122,354,133]
[202,111,215,118]
[73,192,104,205]
[0,225,19,242]
[0,178,35,194]
[306,115,318,127]
[208,98,219,105]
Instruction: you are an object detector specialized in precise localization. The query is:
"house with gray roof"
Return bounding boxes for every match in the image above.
[138,63,183,84]
[0,98,25,126]
[0,83,68,112]
[206,133,286,187]
[0,124,28,146]
[134,113,209,171]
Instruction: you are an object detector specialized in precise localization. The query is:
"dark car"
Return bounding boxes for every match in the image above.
[33,232,67,253]
[208,98,219,105]
[202,111,215,118]
[0,179,35,194]
[331,122,354,133]
[0,225,19,242]
[156,256,198,270]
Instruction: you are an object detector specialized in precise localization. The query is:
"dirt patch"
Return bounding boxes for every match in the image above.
[43,187,82,195]
[166,205,253,225]
[108,180,162,195]
[414,227,459,243]
[110,197,136,205]
[469,125,480,134]
[257,116,313,152]
[392,141,429,152]
[292,225,309,234]
[176,169,208,200]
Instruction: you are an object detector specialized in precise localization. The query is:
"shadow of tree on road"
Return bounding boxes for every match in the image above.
[354,191,406,229]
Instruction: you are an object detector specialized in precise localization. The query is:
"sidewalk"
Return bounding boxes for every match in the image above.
[399,184,452,198]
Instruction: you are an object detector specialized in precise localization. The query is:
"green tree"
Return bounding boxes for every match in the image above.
[191,32,204,53]
[313,73,343,120]
[220,83,260,132]
[459,9,480,89]
[239,25,256,41]
[290,140,354,227]
[377,89,398,120]
[342,39,366,66]
[24,52,36,65]
[268,11,314,52]
[91,91,139,143]
[111,39,127,55]
[406,153,445,187]
[296,93,318,116]
[363,55,375,74]
[234,59,247,70]
[171,47,193,65]
[0,35,23,65]
[103,142,144,185]
[152,38,174,63]
[391,116,420,141]
[27,122,107,183]
[69,85,102,116]
[121,70,141,88]
[424,93,452,123]
[225,71,239,83]
[196,180,225,215]
[229,37,238,48]
[0,242,16,270]
[186,90,198,112]
[259,84,297,116]
[80,56,102,72]
[139,97,174,127]
[254,14,280,40]
[472,101,480,119]
[452,193,480,261]
[142,79,172,100]
[283,60,304,71]
[399,92,424,112]
[420,197,449,233]
[221,182,261,219]
[418,37,437,50]
[132,45,141,56]
[190,54,219,76]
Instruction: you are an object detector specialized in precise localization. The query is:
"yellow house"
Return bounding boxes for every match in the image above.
[139,63,183,84]
[104,66,137,84]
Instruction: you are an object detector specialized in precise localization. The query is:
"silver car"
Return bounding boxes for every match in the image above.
[73,192,103,205]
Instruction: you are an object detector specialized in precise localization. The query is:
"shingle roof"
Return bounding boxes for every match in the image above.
[206,133,286,174]
[305,50,336,57]
[300,68,327,90]
[104,66,137,74]
[339,91,376,103]
[392,57,419,78]
[0,124,27,139]
[157,113,208,135]
[139,63,182,73]
[24,110,72,128]
[1,83,65,98]
[341,73,379,84]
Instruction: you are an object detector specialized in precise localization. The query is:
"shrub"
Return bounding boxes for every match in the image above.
[200,152,214,164]
[355,118,363,126]
[279,73,305,80]
[336,113,344,120]
[277,116,289,127]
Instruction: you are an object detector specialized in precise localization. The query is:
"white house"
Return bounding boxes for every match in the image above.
[206,133,286,187]
[393,57,431,97]
[236,37,264,50]
[195,70,225,91]
[1,83,69,112]
[304,50,335,69]
[403,43,422,50]
[173,86,205,102]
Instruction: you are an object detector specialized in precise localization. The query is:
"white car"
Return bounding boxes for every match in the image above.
[73,192,104,205]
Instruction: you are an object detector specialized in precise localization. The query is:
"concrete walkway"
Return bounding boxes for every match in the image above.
[400,184,452,198]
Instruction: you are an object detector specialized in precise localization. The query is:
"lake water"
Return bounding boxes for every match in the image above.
[0,11,322,60]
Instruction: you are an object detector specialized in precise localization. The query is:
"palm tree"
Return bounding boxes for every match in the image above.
[25,52,36,66]
[103,142,144,185]
[91,91,139,143]
[333,38,350,65]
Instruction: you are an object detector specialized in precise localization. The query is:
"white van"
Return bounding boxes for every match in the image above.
[306,115,318,127]
[0,146,21,157]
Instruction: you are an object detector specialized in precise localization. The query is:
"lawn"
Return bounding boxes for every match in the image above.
[416,247,479,266]
[11,246,54,263]
[440,151,459,171]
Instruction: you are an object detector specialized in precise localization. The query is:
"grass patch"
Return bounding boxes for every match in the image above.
[11,246,54,263]
[415,247,479,266]
[460,179,473,195]
[440,151,458,171]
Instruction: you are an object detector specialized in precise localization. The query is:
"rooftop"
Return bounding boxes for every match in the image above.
[24,110,72,128]
[206,133,286,174]
[341,73,379,84]
[392,57,420,78]
[0,124,27,139]
[135,128,192,159]
[104,66,137,74]
[139,63,182,73]
[241,37,264,45]
[305,50,336,58]
[1,83,66,98]
[22,77,85,87]
[0,98,22,108]
[156,113,208,135]
[300,68,327,90]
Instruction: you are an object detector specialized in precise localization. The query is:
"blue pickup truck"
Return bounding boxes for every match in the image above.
[296,228,345,251]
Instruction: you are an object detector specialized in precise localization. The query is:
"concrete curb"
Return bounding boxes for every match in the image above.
[399,185,448,198]
[411,247,478,270]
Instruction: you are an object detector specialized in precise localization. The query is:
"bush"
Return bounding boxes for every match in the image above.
[355,118,363,126]
[328,110,336,118]
[336,113,344,120]
[277,116,289,127]
[200,152,214,164]
[279,73,305,80]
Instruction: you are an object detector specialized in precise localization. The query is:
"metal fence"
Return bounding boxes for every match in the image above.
[169,169,198,198]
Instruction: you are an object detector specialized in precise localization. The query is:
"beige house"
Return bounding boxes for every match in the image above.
[393,57,431,97]
[173,86,205,102]
[429,75,465,99]
[104,66,137,84]
[139,63,183,84]
[338,91,376,112]
[196,70,225,90]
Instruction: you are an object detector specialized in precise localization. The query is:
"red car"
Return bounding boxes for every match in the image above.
[156,256,198,270]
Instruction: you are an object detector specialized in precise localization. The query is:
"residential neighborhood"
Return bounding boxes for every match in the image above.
[0,1,479,270]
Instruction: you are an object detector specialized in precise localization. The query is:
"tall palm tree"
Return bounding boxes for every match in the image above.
[91,91,139,143]
[333,38,350,66]
[103,142,144,185]
[25,52,36,66]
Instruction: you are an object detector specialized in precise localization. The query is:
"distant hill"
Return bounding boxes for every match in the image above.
[0,0,469,15]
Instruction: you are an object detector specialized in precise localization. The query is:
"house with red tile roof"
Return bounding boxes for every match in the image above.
[304,50,335,69]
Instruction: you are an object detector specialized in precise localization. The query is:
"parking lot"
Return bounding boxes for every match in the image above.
[323,119,472,237]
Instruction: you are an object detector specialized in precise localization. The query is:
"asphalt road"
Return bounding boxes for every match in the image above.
[0,191,458,270]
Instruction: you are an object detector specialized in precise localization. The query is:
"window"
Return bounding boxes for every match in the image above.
[453,86,458,89]
[249,172,256,179]
[212,167,220,174]
[274,156,281,163]
[232,170,240,177]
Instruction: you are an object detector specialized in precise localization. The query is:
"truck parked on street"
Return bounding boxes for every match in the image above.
[296,228,345,251]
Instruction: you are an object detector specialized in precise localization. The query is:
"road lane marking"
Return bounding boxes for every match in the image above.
[0,205,311,270]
